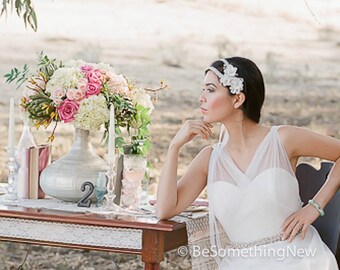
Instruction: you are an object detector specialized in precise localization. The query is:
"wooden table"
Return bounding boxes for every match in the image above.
[0,203,188,270]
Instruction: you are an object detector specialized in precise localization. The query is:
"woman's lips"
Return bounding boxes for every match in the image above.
[200,107,208,113]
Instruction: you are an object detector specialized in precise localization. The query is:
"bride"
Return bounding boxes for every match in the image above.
[156,57,339,269]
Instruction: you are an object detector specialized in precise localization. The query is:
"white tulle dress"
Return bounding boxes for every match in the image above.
[207,125,339,270]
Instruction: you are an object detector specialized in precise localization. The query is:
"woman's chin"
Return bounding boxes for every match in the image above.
[203,116,219,125]
[202,115,213,123]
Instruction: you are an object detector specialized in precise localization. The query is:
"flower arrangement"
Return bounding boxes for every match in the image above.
[5,53,167,156]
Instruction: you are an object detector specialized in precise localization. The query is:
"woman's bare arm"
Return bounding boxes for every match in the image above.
[156,145,212,219]
[280,126,340,242]
[156,120,213,220]
[280,126,340,208]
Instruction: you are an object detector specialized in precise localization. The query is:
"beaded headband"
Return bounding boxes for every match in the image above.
[207,59,244,94]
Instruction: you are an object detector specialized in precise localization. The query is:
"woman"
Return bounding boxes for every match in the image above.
[156,57,340,269]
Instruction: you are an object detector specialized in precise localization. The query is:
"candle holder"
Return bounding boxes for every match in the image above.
[104,157,122,212]
[2,147,19,204]
[120,154,151,215]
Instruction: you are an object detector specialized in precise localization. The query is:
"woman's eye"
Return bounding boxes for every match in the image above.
[202,88,214,93]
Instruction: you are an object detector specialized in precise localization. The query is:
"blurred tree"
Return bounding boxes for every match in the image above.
[1,0,37,31]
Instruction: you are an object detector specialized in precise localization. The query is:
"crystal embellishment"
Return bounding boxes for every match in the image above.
[225,232,284,249]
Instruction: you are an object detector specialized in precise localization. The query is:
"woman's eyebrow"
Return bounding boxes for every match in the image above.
[204,83,217,87]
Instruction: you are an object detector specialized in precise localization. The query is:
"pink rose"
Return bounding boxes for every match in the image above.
[57,99,79,123]
[86,69,102,84]
[51,87,66,100]
[108,74,129,95]
[79,83,87,93]
[66,89,76,100]
[73,89,85,102]
[80,65,94,73]
[66,88,85,103]
[85,82,101,97]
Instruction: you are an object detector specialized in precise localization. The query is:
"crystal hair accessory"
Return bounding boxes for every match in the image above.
[207,59,244,94]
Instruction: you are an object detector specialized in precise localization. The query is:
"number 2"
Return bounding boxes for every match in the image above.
[77,181,94,208]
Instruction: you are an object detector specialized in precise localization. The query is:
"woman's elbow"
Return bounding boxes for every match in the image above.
[156,206,175,220]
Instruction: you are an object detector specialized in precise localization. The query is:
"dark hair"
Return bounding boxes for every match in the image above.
[206,57,265,123]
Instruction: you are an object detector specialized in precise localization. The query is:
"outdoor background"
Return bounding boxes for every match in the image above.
[0,0,339,269]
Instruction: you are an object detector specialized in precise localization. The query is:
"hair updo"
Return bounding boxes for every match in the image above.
[207,57,265,123]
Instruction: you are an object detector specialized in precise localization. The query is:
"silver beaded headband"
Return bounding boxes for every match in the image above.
[207,59,244,94]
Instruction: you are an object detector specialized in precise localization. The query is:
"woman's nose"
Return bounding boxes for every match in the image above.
[199,92,206,103]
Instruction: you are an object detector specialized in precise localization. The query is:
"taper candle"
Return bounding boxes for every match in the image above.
[108,104,115,162]
[8,97,15,151]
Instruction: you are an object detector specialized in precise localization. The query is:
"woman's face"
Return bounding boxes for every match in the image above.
[199,71,236,123]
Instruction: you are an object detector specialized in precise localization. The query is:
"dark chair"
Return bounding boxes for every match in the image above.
[296,162,340,265]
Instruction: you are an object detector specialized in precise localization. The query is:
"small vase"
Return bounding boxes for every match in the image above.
[40,128,107,202]
[140,167,150,206]
[120,154,147,210]
[17,125,37,199]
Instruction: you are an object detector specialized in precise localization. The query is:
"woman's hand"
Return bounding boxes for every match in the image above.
[170,120,213,149]
[281,204,321,242]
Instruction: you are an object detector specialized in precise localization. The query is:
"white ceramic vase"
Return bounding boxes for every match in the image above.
[40,128,107,202]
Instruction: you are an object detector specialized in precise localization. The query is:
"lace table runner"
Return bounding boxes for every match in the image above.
[171,214,216,270]
[0,196,224,269]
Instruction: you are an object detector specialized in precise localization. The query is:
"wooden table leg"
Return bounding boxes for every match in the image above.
[142,230,164,270]
[144,262,160,270]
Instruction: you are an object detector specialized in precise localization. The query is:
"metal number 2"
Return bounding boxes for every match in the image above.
[77,181,94,208]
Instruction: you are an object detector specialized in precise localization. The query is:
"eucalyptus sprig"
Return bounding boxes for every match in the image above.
[4,52,63,142]
[4,51,62,90]
[4,64,29,89]
[36,51,63,80]
[1,0,38,31]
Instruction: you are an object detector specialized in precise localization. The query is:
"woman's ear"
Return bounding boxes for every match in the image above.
[233,92,246,109]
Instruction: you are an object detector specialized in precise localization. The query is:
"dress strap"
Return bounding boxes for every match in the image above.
[270,125,280,132]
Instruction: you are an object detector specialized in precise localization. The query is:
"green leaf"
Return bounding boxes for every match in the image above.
[4,63,30,89]
[15,0,21,16]
[0,0,39,31]
[28,9,37,31]
[115,136,126,148]
[1,0,9,16]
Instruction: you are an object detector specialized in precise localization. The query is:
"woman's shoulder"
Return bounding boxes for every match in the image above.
[272,124,308,137]
[271,125,306,158]
[199,144,214,156]
[195,145,215,164]
[273,124,340,160]
[186,145,215,177]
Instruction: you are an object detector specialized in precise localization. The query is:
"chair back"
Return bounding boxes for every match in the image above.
[296,162,340,264]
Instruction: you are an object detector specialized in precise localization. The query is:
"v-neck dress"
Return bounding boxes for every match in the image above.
[207,125,338,269]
